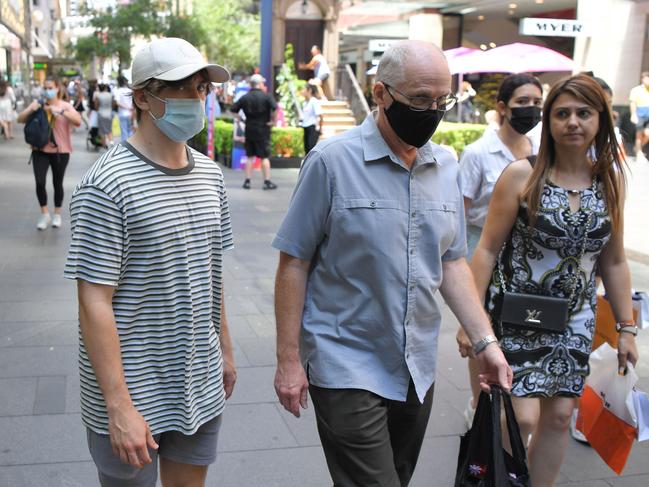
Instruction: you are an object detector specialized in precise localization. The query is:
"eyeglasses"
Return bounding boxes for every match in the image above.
[157,80,214,96]
[384,84,457,112]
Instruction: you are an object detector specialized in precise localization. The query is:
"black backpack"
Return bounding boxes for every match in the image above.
[24,107,51,149]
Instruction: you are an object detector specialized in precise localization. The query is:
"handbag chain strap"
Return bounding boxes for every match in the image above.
[496,178,597,302]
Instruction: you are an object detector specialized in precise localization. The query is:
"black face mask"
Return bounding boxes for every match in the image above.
[384,99,445,148]
[507,106,542,134]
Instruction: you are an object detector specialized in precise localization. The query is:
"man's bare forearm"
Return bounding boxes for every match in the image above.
[77,280,132,412]
[275,253,310,361]
[440,258,494,344]
[219,288,234,359]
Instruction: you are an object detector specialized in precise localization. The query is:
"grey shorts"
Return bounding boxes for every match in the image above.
[87,415,222,487]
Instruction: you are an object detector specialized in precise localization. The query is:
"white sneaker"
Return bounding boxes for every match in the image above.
[570,409,589,445]
[36,213,51,231]
[463,397,475,430]
[52,214,62,228]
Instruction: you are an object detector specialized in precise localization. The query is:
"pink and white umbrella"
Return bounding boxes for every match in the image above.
[444,47,482,75]
[464,42,574,74]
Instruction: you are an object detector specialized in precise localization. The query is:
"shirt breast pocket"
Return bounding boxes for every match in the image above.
[421,200,459,248]
[334,198,405,247]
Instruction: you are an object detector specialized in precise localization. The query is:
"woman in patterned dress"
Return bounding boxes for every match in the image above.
[469,74,639,486]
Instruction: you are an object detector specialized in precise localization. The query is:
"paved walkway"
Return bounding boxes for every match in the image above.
[1,130,649,486]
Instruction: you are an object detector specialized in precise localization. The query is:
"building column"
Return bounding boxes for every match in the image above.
[407,8,443,48]
[574,0,649,105]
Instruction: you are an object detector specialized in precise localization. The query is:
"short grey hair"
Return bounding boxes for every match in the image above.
[250,74,265,88]
[375,43,411,87]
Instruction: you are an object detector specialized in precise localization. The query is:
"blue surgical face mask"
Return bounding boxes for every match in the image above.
[45,88,58,99]
[147,92,205,142]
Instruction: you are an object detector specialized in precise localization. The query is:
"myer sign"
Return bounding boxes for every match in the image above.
[519,18,591,38]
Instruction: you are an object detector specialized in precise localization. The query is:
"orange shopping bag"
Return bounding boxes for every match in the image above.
[576,343,638,474]
[592,295,639,350]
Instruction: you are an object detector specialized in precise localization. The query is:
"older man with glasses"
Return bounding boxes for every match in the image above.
[272,40,512,486]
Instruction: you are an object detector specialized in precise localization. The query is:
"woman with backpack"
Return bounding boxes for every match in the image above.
[17,77,81,230]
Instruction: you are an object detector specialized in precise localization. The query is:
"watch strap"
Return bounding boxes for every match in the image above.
[473,334,498,355]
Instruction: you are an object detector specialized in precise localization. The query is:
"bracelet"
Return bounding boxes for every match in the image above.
[473,334,498,355]
[615,322,638,336]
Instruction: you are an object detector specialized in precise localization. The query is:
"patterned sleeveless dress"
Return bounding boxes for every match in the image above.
[486,178,611,397]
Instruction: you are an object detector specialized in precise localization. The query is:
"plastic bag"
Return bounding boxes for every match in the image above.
[455,386,530,487]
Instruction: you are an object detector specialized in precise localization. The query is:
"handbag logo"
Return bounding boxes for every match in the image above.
[525,309,542,324]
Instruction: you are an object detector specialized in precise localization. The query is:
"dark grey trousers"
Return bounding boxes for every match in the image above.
[309,381,435,487]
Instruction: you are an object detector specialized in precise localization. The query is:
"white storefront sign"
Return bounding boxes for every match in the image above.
[368,39,398,52]
[519,18,591,38]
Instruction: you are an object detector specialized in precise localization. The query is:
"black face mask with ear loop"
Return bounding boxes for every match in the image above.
[384,99,445,148]
[507,106,542,135]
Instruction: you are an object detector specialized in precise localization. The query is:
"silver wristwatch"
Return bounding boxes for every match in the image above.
[473,334,498,355]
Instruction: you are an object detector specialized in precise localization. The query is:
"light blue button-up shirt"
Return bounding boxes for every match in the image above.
[272,114,467,402]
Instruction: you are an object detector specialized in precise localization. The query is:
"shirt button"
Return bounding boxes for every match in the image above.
[410,248,414,255]
[442,204,448,211]
[370,201,376,208]
[409,285,415,292]
[411,211,416,217]
[406,352,410,359]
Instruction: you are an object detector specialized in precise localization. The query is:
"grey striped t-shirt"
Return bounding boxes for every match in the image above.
[64,142,234,435]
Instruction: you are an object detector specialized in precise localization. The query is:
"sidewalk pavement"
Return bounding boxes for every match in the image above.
[1,130,649,487]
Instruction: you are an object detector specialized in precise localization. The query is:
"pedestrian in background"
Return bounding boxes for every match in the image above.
[273,40,511,486]
[300,83,323,154]
[115,75,134,142]
[455,73,543,427]
[231,74,278,190]
[72,80,89,130]
[629,71,649,161]
[94,83,114,147]
[0,79,16,140]
[299,45,331,100]
[16,77,81,230]
[64,37,236,487]
[469,74,639,487]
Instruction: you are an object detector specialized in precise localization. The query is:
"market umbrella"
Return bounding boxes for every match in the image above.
[466,42,575,74]
[444,47,482,75]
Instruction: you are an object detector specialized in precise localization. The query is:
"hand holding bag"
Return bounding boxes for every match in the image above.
[455,386,530,487]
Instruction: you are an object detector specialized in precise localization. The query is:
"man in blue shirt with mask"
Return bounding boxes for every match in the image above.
[273,40,512,486]
[65,38,237,487]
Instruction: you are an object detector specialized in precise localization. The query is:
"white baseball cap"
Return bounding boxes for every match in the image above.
[131,37,230,88]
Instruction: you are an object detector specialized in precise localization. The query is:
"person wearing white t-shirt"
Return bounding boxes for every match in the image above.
[300,45,332,100]
[300,83,323,154]
[116,75,134,142]
[456,73,543,428]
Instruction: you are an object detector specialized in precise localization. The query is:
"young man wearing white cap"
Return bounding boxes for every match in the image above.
[64,38,236,486]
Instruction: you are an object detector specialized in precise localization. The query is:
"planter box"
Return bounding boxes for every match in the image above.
[270,156,302,169]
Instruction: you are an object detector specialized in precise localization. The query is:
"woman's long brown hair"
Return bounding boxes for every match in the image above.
[521,74,626,230]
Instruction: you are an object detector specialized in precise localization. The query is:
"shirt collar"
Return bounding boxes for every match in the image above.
[360,113,440,168]
[485,126,538,159]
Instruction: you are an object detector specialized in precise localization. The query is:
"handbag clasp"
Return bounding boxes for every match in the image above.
[525,309,542,324]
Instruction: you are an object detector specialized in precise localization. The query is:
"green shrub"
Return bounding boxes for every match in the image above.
[432,122,487,155]
[210,119,304,158]
[214,119,234,156]
[271,127,304,157]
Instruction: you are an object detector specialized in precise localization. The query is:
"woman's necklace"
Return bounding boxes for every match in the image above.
[565,188,582,195]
